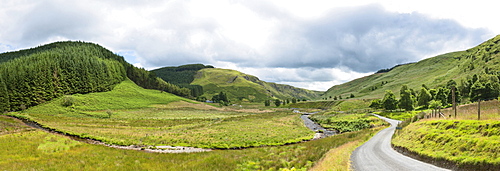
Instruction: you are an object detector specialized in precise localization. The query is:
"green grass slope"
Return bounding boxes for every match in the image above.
[392,120,500,170]
[191,68,323,102]
[323,35,500,99]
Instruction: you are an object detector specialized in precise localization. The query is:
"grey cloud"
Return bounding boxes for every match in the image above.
[263,4,491,73]
[16,1,102,45]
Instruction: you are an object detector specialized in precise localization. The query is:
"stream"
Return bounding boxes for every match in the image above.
[298,111,336,139]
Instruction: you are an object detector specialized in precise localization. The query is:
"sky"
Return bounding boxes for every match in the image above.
[0,0,499,91]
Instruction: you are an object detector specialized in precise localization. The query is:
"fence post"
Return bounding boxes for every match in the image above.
[478,99,481,120]
[452,87,457,118]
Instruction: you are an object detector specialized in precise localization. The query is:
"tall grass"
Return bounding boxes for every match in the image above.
[441,99,499,120]
[0,122,383,170]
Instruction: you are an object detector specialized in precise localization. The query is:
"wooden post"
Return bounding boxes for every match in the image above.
[478,99,481,120]
[452,87,457,118]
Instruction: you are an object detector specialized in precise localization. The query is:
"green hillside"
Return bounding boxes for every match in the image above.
[0,41,190,112]
[152,64,214,97]
[322,35,500,100]
[190,68,323,102]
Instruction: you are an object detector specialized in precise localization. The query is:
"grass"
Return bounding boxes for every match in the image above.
[0,118,383,170]
[309,126,385,171]
[374,110,423,121]
[392,120,500,168]
[191,68,321,102]
[0,115,34,135]
[309,112,387,133]
[441,99,500,120]
[288,99,371,113]
[12,79,314,149]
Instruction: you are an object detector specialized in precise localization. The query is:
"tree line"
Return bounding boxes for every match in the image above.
[264,98,307,107]
[0,41,191,112]
[370,74,500,111]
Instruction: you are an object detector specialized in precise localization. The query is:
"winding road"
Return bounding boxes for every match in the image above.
[350,114,450,171]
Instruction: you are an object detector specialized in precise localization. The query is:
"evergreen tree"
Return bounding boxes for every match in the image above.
[264,100,270,106]
[0,75,9,112]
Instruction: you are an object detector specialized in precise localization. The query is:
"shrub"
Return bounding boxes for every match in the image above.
[61,96,75,107]
[106,109,113,118]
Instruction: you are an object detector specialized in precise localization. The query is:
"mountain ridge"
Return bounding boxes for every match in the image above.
[322,35,500,100]
[154,65,323,102]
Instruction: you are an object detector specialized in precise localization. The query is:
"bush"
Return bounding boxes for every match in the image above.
[61,96,75,107]
[106,109,113,118]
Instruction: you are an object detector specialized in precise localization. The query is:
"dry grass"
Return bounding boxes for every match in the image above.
[309,140,363,171]
[154,101,274,113]
[441,100,500,120]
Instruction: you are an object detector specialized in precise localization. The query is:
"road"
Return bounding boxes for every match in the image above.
[350,114,450,171]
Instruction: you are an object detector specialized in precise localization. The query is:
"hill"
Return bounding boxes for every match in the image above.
[322,35,500,100]
[0,41,190,112]
[192,68,322,102]
[151,64,214,97]
[154,65,323,102]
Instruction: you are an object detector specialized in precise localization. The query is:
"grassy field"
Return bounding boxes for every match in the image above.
[309,112,387,133]
[11,80,313,149]
[441,99,499,120]
[288,99,372,113]
[392,120,500,169]
[0,116,384,170]
[0,115,34,135]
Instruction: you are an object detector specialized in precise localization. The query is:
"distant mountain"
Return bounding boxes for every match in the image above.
[154,65,323,102]
[193,68,323,102]
[322,35,500,100]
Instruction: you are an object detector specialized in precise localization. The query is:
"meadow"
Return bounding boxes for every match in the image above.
[0,114,384,170]
[10,80,314,149]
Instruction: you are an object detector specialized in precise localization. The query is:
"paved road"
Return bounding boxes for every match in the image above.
[350,114,450,171]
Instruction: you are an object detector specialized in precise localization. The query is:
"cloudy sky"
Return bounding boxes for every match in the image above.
[0,0,498,91]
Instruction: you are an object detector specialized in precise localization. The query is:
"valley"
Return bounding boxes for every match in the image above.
[1,35,500,170]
